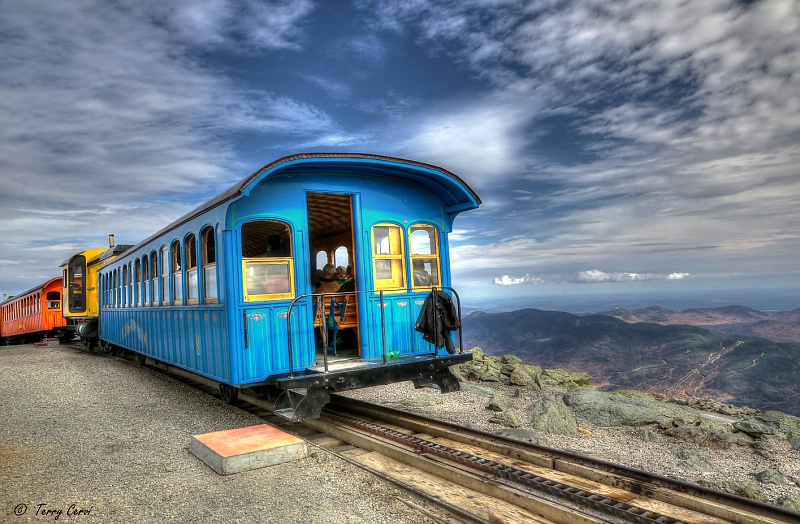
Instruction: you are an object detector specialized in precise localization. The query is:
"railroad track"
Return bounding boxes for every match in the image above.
[95,345,799,524]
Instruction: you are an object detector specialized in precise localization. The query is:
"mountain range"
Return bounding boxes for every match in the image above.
[461,306,800,417]
[598,305,800,343]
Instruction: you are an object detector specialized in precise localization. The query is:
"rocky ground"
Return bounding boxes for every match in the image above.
[343,348,800,512]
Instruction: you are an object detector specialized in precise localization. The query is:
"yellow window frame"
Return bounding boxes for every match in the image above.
[372,223,405,291]
[242,258,295,302]
[409,224,441,291]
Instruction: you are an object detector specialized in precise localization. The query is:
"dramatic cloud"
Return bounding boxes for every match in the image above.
[1,0,798,303]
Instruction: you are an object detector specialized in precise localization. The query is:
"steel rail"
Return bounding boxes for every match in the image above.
[324,410,685,524]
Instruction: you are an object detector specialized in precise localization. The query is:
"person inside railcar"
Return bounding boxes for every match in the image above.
[334,266,347,284]
[336,264,355,292]
[263,234,289,257]
[315,264,340,294]
[413,259,433,286]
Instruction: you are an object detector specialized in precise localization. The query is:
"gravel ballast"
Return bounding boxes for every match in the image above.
[0,344,451,523]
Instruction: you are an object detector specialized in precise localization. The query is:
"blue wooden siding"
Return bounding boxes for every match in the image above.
[239,300,313,383]
[100,306,230,382]
[362,292,445,358]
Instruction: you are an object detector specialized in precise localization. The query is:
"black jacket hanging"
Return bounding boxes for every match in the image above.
[414,290,460,354]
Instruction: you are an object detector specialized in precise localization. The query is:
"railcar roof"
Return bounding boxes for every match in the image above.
[0,277,61,306]
[125,153,481,256]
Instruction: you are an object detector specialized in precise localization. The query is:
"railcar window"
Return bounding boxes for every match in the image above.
[171,241,183,305]
[334,246,349,267]
[135,259,142,307]
[151,251,159,306]
[186,234,198,304]
[241,220,294,301]
[372,224,405,291]
[129,262,135,307]
[123,265,129,307]
[142,255,149,306]
[161,246,169,306]
[409,224,441,290]
[315,251,328,271]
[201,226,217,303]
[68,255,87,313]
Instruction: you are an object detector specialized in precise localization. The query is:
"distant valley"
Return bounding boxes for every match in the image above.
[599,305,800,343]
[461,306,800,417]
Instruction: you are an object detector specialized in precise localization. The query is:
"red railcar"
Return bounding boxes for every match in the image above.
[1,278,71,345]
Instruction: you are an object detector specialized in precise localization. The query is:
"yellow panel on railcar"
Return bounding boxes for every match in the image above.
[61,247,107,321]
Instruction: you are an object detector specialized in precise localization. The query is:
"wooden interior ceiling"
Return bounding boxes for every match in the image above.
[306,193,352,245]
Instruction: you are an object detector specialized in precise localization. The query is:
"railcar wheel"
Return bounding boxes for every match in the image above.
[136,353,146,366]
[219,384,239,404]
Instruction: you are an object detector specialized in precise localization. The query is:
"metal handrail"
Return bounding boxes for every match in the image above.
[284,287,463,378]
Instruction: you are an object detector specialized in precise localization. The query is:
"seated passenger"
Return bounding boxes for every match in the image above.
[263,234,289,257]
[315,264,340,294]
[334,266,347,283]
[338,277,355,292]
[413,259,433,286]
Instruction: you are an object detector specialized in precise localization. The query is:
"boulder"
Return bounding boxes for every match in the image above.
[733,417,777,439]
[672,445,718,473]
[729,482,770,504]
[563,389,701,428]
[527,396,579,436]
[755,469,785,485]
[500,354,522,366]
[540,369,590,387]
[509,366,535,387]
[762,411,800,441]
[636,428,663,443]
[778,496,800,512]
[489,411,522,428]
[664,424,745,449]
[486,393,512,412]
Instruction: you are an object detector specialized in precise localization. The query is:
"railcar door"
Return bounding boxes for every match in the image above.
[306,193,360,357]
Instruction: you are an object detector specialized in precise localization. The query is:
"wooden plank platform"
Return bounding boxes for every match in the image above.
[190,424,308,475]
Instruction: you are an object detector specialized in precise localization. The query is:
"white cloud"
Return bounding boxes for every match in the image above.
[573,270,689,284]
[492,269,690,285]
[667,273,690,280]
[493,274,545,286]
[140,0,315,50]
[397,95,542,186]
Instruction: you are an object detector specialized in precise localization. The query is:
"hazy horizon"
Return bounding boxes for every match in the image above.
[462,285,800,314]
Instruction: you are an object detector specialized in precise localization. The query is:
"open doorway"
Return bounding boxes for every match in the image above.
[306,193,359,358]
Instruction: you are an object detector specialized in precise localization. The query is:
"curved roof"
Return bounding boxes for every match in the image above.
[125,153,481,256]
[1,277,61,305]
[210,152,480,214]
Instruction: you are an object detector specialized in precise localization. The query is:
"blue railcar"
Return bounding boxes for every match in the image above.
[97,153,480,420]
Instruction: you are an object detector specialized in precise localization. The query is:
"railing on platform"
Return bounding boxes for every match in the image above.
[285,287,464,379]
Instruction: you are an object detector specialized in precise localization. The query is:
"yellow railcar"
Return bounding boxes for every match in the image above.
[61,237,131,348]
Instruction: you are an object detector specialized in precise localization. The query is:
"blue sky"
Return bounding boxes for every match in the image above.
[1,0,798,308]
